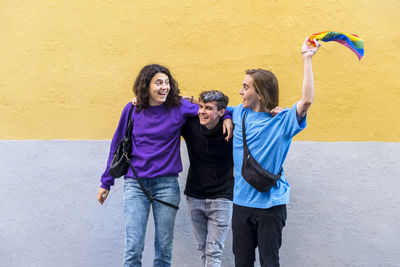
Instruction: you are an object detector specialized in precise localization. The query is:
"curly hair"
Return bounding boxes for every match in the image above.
[133,64,181,112]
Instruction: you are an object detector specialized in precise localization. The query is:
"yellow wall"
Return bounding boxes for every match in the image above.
[1,0,399,141]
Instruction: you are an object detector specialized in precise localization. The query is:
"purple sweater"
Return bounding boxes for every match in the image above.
[101,99,199,190]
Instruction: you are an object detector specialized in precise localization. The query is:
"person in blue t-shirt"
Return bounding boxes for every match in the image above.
[226,39,320,266]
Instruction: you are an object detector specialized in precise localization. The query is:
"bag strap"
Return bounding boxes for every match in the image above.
[242,110,249,149]
[125,156,179,210]
[124,104,179,210]
[124,104,134,137]
[241,109,283,176]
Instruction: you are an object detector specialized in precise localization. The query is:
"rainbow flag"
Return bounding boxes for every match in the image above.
[308,31,365,60]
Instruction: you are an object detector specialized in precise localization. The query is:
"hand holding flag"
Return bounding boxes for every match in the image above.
[308,31,364,60]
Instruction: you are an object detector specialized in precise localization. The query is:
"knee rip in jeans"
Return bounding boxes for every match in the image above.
[206,240,224,252]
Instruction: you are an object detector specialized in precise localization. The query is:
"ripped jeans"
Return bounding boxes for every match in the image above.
[186,196,233,267]
[123,177,180,267]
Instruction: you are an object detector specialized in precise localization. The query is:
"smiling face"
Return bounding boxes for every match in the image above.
[148,72,170,106]
[239,74,262,112]
[198,100,225,130]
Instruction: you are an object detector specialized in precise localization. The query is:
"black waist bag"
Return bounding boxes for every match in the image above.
[241,110,282,192]
[109,104,179,210]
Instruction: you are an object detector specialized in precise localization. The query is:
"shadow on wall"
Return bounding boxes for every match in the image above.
[0,141,399,267]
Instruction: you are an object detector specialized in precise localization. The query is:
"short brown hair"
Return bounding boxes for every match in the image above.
[133,64,181,112]
[245,69,279,112]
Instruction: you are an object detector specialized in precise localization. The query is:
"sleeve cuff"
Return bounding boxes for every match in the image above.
[101,184,111,190]
[222,109,232,120]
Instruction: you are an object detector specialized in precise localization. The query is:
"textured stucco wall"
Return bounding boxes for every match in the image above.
[1,141,399,267]
[1,0,399,266]
[1,0,400,141]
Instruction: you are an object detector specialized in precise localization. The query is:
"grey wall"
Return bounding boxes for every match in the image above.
[1,141,399,267]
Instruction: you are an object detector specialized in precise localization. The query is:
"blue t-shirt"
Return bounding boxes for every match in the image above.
[226,103,306,209]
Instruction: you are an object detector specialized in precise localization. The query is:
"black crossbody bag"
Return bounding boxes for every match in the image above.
[241,110,282,192]
[109,104,179,210]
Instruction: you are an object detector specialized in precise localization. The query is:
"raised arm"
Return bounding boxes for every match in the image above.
[296,38,320,118]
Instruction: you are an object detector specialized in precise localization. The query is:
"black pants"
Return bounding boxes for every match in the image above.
[232,204,287,267]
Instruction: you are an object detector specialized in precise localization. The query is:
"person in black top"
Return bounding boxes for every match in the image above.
[181,90,233,267]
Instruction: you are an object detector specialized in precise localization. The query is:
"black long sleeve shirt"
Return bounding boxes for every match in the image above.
[181,117,234,200]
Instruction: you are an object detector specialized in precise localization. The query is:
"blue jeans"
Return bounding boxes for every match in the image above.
[123,177,180,267]
[186,196,233,267]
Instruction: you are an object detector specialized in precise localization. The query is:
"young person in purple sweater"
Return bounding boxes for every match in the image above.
[97,64,232,267]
